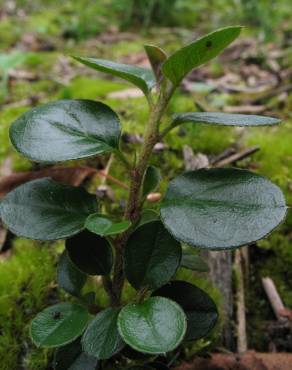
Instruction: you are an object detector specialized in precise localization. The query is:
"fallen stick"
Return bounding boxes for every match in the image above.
[235,249,248,353]
[262,277,286,321]
[214,146,260,168]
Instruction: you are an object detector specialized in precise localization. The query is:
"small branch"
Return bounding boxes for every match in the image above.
[214,146,260,167]
[97,170,129,190]
[262,277,286,321]
[110,84,175,306]
[234,248,248,353]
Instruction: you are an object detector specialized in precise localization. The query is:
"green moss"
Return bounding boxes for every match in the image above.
[58,77,127,100]
[0,239,57,370]
[0,106,32,171]
[0,18,22,48]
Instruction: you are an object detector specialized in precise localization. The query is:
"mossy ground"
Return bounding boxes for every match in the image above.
[0,0,291,368]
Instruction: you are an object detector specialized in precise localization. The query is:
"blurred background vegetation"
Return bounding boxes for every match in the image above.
[0,0,291,369]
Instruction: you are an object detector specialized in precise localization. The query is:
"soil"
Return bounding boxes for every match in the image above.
[175,351,292,370]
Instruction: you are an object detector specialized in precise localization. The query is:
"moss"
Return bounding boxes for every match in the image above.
[0,239,58,370]
[0,18,22,49]
[58,77,127,100]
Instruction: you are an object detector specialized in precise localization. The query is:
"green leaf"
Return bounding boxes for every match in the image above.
[85,213,131,236]
[30,303,89,348]
[137,209,159,227]
[0,178,98,240]
[142,165,161,197]
[161,168,286,249]
[73,56,156,96]
[82,307,124,359]
[125,221,181,290]
[66,230,113,275]
[57,251,87,296]
[10,99,121,163]
[181,249,209,272]
[118,296,187,354]
[162,26,242,85]
[170,112,281,132]
[144,44,167,82]
[153,281,218,341]
[53,339,98,370]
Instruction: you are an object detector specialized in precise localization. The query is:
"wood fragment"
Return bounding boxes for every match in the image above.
[214,146,260,168]
[262,277,286,321]
[211,148,236,165]
[235,248,248,353]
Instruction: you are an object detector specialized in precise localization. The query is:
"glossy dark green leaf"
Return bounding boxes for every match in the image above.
[57,251,87,296]
[161,168,286,249]
[153,281,218,341]
[170,112,280,132]
[73,56,156,95]
[0,178,98,240]
[142,165,161,197]
[118,297,186,354]
[30,303,89,348]
[181,249,209,272]
[162,26,242,85]
[66,230,113,275]
[82,307,124,359]
[53,339,98,370]
[137,209,159,227]
[125,221,181,290]
[85,213,131,236]
[144,44,167,82]
[10,99,121,162]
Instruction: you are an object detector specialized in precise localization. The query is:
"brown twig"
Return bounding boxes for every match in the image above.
[214,146,260,167]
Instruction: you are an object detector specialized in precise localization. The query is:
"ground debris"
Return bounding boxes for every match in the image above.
[175,351,292,370]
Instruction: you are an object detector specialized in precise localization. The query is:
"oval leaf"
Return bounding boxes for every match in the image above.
[10,99,121,162]
[66,230,113,275]
[142,165,161,197]
[137,209,159,227]
[118,297,186,354]
[73,57,156,96]
[170,112,280,131]
[125,221,181,290]
[181,248,209,272]
[57,251,87,296]
[82,307,124,359]
[0,178,98,240]
[153,281,218,341]
[162,26,242,85]
[144,44,167,82]
[30,303,89,348]
[53,339,98,370]
[161,168,286,249]
[85,213,131,236]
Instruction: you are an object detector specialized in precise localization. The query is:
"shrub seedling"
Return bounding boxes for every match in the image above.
[0,27,287,369]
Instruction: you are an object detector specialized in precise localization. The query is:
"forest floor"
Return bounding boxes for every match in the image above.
[0,4,292,370]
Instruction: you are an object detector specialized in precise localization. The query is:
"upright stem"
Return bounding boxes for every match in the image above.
[111,85,174,305]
